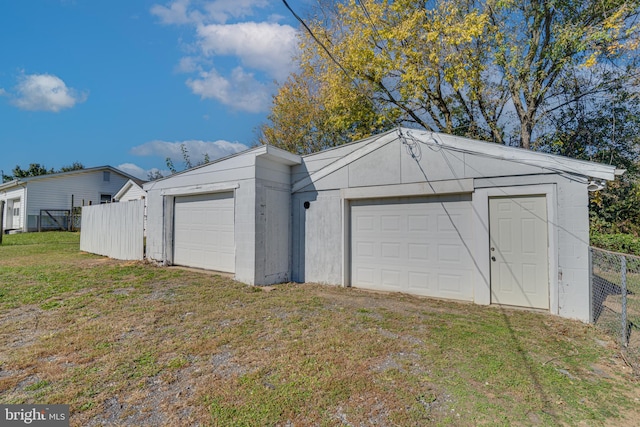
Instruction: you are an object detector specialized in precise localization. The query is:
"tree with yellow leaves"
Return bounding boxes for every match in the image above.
[262,0,639,151]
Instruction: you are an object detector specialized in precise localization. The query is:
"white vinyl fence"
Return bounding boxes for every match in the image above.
[80,200,145,260]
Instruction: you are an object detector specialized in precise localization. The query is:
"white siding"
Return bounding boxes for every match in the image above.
[0,187,26,230]
[254,157,293,285]
[556,178,591,321]
[292,191,343,284]
[80,200,145,260]
[25,170,131,231]
[118,185,146,202]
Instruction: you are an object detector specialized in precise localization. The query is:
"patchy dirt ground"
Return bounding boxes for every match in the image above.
[1,246,640,426]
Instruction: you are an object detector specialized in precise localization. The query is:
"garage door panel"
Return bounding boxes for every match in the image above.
[356,267,375,285]
[381,269,402,287]
[351,195,473,300]
[407,214,429,232]
[173,192,235,273]
[408,272,430,290]
[381,215,400,231]
[355,215,374,231]
[437,244,463,263]
[408,243,429,260]
[381,242,401,259]
[439,273,463,292]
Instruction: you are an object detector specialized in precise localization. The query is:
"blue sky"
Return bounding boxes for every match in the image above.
[0,0,304,180]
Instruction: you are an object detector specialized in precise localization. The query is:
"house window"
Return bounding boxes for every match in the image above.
[100,194,112,204]
[103,171,111,182]
[13,207,19,216]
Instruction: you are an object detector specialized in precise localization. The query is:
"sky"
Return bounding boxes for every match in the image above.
[0,0,305,180]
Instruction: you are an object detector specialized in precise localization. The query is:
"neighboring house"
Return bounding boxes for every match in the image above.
[114,179,147,202]
[113,179,148,235]
[144,128,621,322]
[0,166,143,232]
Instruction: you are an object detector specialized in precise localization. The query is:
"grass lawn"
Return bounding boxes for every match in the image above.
[1,232,639,426]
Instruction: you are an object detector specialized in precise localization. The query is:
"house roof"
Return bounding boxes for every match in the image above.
[292,128,621,193]
[114,179,146,201]
[0,165,145,192]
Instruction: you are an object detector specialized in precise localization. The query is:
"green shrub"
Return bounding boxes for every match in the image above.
[590,232,640,256]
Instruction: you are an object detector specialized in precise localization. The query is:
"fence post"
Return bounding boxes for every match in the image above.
[0,200,4,244]
[621,255,628,347]
[588,247,593,323]
[69,195,74,231]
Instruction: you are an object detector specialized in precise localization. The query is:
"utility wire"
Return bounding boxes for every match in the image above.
[356,0,384,48]
[281,1,448,134]
[281,0,354,84]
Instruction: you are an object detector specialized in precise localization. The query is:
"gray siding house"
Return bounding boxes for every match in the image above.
[0,166,141,232]
[144,128,621,322]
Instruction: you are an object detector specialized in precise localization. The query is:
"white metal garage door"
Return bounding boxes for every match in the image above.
[350,195,474,300]
[173,192,235,273]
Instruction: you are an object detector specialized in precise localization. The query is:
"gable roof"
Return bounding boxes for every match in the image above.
[0,166,145,192]
[292,128,622,193]
[114,179,146,201]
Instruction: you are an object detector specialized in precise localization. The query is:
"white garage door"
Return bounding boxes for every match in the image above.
[173,192,235,273]
[351,195,474,300]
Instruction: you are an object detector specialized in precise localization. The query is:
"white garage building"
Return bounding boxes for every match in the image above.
[144,128,620,322]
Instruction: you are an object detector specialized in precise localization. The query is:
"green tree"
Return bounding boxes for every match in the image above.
[536,85,640,235]
[59,162,85,172]
[265,0,639,151]
[258,64,397,154]
[3,162,84,181]
[11,163,55,178]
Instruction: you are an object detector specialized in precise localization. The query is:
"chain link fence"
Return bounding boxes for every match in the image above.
[591,247,640,370]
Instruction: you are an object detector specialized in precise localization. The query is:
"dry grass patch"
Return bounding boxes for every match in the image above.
[1,232,640,426]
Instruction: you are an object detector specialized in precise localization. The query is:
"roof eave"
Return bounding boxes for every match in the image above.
[256,145,302,166]
[405,129,619,181]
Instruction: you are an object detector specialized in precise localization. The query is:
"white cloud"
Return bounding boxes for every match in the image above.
[202,0,269,24]
[152,0,270,25]
[117,163,173,180]
[131,139,249,166]
[13,74,87,112]
[186,67,270,112]
[151,0,200,25]
[174,56,202,73]
[0,88,7,96]
[152,1,299,112]
[196,21,297,80]
[117,163,149,180]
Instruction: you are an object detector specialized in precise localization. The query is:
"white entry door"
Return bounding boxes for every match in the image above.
[489,196,549,309]
[9,199,20,228]
[173,192,235,273]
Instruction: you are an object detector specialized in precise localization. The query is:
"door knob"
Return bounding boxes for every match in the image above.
[491,256,496,262]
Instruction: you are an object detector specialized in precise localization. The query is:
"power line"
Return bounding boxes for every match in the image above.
[356,0,384,48]
[281,0,354,83]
